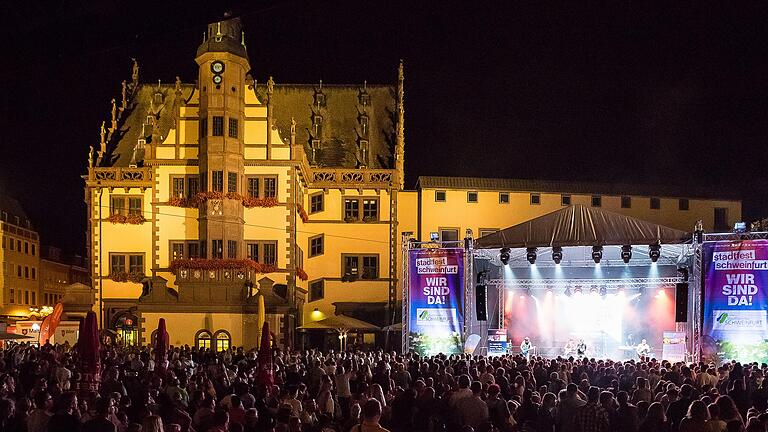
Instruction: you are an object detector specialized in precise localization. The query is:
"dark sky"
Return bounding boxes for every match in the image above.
[2,1,768,256]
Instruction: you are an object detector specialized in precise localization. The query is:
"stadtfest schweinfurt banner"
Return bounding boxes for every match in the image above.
[703,240,768,363]
[408,248,465,356]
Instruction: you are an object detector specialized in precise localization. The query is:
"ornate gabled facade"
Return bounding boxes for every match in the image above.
[84,16,403,349]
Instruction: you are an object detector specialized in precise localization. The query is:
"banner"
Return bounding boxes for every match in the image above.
[703,240,768,363]
[662,331,686,362]
[488,329,508,356]
[408,248,465,356]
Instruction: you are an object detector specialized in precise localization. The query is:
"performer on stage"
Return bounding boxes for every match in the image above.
[636,338,651,360]
[563,339,576,357]
[576,339,587,358]
[520,337,532,360]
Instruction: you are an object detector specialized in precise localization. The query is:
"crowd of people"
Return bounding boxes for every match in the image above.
[0,341,766,432]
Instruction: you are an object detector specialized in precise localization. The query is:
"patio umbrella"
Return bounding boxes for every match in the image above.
[256,321,273,388]
[154,318,170,377]
[38,303,64,345]
[76,311,101,395]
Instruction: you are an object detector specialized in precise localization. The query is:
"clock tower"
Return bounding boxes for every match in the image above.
[195,16,250,260]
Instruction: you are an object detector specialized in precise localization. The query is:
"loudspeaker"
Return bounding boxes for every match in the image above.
[476,284,487,321]
[675,282,689,322]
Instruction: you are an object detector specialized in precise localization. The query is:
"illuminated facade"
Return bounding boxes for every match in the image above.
[0,195,41,319]
[83,16,741,349]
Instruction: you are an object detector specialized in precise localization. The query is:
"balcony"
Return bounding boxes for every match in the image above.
[308,168,397,189]
[85,167,153,189]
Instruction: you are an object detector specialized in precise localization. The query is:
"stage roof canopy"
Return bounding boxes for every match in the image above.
[475,204,691,248]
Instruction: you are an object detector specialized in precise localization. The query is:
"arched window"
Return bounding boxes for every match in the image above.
[213,330,231,352]
[195,330,212,350]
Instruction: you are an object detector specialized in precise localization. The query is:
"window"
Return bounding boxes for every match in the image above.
[227,240,237,259]
[8,239,12,250]
[109,254,142,276]
[211,171,223,192]
[214,330,231,352]
[591,195,602,207]
[246,241,277,266]
[440,228,460,242]
[172,177,185,198]
[227,172,238,193]
[212,116,224,136]
[478,228,499,237]
[467,191,478,203]
[9,289,13,303]
[435,191,446,202]
[309,235,324,257]
[24,291,28,305]
[199,116,207,138]
[309,280,324,302]
[679,199,689,211]
[309,193,324,213]
[343,198,378,222]
[129,255,143,274]
[247,177,259,198]
[110,196,143,216]
[24,242,28,254]
[195,330,212,350]
[499,192,510,204]
[343,255,379,280]
[17,265,22,277]
[561,195,571,206]
[172,176,199,199]
[24,266,29,279]
[16,240,20,251]
[31,292,35,305]
[31,268,35,280]
[714,208,729,231]
[212,240,223,259]
[228,118,238,138]
[530,194,541,205]
[263,177,276,198]
[621,196,632,209]
[650,197,660,210]
[170,241,199,261]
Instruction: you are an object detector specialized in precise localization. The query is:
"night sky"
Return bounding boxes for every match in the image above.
[2,1,768,256]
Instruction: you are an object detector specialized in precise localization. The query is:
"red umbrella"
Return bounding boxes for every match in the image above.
[256,321,273,387]
[154,318,169,377]
[76,311,101,395]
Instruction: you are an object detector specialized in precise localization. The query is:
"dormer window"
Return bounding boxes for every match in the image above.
[359,114,369,137]
[146,115,154,124]
[312,114,323,136]
[154,93,163,105]
[314,92,326,108]
[359,92,370,106]
[311,138,321,150]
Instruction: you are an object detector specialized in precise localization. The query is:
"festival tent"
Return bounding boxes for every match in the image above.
[298,314,380,331]
[474,204,691,248]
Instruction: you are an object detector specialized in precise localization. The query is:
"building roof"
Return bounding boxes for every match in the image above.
[271,84,396,168]
[416,176,741,201]
[297,314,380,331]
[474,204,691,248]
[0,194,32,228]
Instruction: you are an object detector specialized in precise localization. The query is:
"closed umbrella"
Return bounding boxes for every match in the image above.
[256,322,273,388]
[76,311,101,395]
[256,294,265,345]
[154,318,169,377]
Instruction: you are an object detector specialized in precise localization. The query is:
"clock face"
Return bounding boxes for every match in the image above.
[212,75,223,85]
[211,61,224,74]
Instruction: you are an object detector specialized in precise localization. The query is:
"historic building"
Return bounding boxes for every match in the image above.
[84,16,403,348]
[83,15,741,350]
[0,195,41,319]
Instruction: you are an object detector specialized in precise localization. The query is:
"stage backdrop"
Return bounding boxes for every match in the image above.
[408,248,465,356]
[703,240,768,364]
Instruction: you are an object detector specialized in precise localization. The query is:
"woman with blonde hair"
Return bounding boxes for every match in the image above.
[142,415,164,432]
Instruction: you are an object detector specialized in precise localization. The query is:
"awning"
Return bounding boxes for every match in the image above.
[0,333,35,341]
[475,204,691,249]
[382,323,402,332]
[298,314,380,331]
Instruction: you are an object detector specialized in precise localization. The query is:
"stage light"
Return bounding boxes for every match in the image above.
[552,246,563,264]
[621,245,632,263]
[592,246,603,264]
[649,244,661,262]
[574,286,583,296]
[526,247,537,265]
[590,285,599,294]
[599,286,607,297]
[476,270,488,284]
[500,248,511,265]
[564,287,572,297]
[656,288,666,298]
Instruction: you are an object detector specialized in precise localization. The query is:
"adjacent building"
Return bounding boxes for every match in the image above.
[83,15,742,350]
[0,195,41,319]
